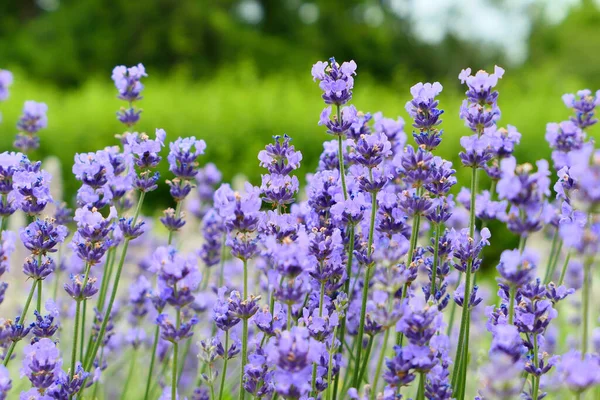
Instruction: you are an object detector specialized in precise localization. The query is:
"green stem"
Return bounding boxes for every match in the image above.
[357,335,374,384]
[446,276,461,337]
[457,313,471,400]
[37,271,42,312]
[97,246,116,311]
[326,325,338,400]
[3,279,38,366]
[557,251,572,286]
[177,337,192,385]
[91,348,104,399]
[120,348,137,400]
[218,331,230,400]
[143,326,161,400]
[69,300,82,399]
[542,229,560,283]
[370,329,390,400]
[582,256,593,357]
[53,244,63,301]
[450,166,478,398]
[508,285,516,325]
[518,235,528,253]
[353,185,378,388]
[80,299,87,361]
[239,259,249,400]
[81,192,145,386]
[333,225,354,400]
[396,207,422,346]
[336,106,348,201]
[312,280,326,396]
[431,222,442,297]
[217,233,227,289]
[172,307,180,400]
[208,363,217,400]
[239,318,248,400]
[416,372,425,400]
[532,334,539,400]
[243,259,248,298]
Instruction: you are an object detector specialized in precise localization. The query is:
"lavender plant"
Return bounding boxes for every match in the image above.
[0,61,598,400]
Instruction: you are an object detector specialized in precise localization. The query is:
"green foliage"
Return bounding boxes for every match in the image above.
[0,61,596,207]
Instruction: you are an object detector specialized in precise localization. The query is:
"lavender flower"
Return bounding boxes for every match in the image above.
[405,82,444,149]
[557,350,600,394]
[20,218,67,256]
[0,365,11,400]
[12,167,53,215]
[167,136,207,200]
[258,135,303,175]
[0,70,13,102]
[21,338,62,390]
[496,248,538,287]
[157,314,199,343]
[312,58,357,105]
[562,89,600,129]
[113,64,147,126]
[266,327,324,399]
[0,231,16,277]
[14,101,48,153]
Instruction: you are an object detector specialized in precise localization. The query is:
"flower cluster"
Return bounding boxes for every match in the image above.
[0,59,598,400]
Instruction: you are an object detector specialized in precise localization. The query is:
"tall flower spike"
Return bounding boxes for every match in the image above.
[14,101,48,153]
[0,70,13,102]
[562,89,600,129]
[312,58,357,105]
[21,338,62,390]
[406,82,444,149]
[0,365,11,399]
[12,166,53,215]
[112,63,147,127]
[167,137,207,201]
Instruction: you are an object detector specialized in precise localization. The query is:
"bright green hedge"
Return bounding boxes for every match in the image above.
[0,62,596,209]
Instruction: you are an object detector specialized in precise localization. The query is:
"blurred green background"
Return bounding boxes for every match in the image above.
[0,0,599,209]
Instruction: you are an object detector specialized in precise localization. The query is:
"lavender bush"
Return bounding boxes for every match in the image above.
[0,60,599,400]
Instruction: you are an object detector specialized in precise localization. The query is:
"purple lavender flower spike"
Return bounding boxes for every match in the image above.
[0,70,13,102]
[347,112,372,140]
[545,121,585,169]
[0,365,11,400]
[406,82,445,149]
[557,350,600,395]
[21,338,62,390]
[312,58,357,105]
[157,314,199,343]
[350,131,392,168]
[19,388,54,399]
[12,167,53,215]
[383,345,416,389]
[22,256,56,281]
[213,287,241,331]
[167,136,207,200]
[258,135,303,176]
[266,326,325,399]
[243,347,275,399]
[14,101,48,153]
[0,231,16,277]
[64,273,99,300]
[112,63,147,102]
[562,89,600,129]
[319,104,358,136]
[496,248,538,287]
[20,218,67,256]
